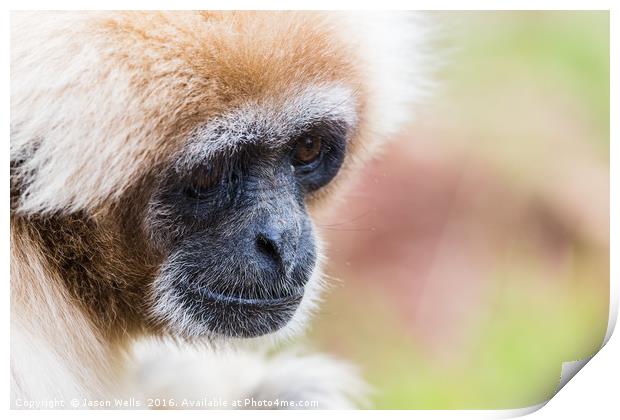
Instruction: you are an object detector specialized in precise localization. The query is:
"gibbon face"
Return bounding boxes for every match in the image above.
[148,86,355,338]
[11,11,425,342]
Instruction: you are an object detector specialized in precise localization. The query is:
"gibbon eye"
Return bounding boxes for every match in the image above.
[290,123,347,193]
[183,167,221,200]
[293,137,322,165]
[185,178,215,200]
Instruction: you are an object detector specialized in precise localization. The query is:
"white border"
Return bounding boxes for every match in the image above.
[2,1,617,419]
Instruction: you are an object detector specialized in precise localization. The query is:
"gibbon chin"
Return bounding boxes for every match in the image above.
[10,11,431,409]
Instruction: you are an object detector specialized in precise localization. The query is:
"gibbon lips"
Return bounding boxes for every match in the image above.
[185,286,305,338]
[200,288,304,307]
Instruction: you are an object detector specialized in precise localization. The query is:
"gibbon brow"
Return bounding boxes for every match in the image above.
[177,84,358,170]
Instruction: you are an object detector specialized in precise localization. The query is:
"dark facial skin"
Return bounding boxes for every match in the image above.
[148,121,347,338]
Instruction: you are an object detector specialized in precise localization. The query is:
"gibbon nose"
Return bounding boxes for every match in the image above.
[254,224,296,274]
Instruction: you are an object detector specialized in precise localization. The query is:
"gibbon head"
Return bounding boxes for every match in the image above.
[11,11,429,341]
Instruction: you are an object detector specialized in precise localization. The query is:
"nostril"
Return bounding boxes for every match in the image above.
[255,233,282,267]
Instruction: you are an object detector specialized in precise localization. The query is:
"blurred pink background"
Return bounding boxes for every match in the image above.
[309,11,609,409]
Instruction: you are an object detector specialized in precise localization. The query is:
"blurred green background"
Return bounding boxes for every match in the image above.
[307,11,610,409]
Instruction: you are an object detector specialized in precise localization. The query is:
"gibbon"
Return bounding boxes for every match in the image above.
[10,11,430,409]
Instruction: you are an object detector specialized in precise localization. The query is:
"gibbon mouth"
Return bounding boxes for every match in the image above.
[179,286,305,338]
[201,288,304,308]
